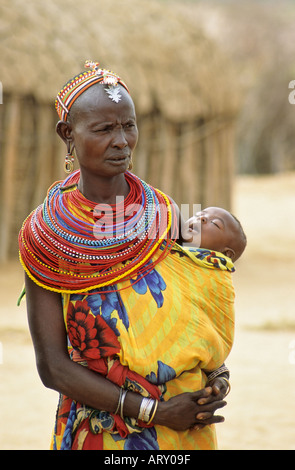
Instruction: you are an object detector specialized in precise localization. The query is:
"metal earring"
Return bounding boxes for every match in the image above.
[64,142,75,173]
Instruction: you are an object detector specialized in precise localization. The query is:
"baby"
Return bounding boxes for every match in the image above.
[181,206,247,262]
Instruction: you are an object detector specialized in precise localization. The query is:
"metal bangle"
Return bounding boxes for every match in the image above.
[206,365,230,383]
[120,390,128,419]
[143,399,155,423]
[147,400,158,425]
[114,388,123,415]
[138,397,155,423]
[138,397,150,421]
[219,377,231,397]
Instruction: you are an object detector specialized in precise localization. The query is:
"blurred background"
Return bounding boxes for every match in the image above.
[0,0,295,450]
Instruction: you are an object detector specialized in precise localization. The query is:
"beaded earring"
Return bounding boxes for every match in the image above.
[64,143,75,173]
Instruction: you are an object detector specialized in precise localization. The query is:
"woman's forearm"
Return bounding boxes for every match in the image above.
[24,273,143,419]
[38,351,143,418]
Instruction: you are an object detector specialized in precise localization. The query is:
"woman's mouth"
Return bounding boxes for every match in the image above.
[107,154,130,163]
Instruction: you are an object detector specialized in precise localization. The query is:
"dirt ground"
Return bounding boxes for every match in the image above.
[1,172,295,450]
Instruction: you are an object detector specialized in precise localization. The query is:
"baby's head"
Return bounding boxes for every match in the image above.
[182,206,247,262]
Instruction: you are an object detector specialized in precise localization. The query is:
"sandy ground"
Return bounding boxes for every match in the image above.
[1,172,295,450]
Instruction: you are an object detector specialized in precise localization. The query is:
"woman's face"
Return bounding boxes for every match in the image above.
[67,84,138,178]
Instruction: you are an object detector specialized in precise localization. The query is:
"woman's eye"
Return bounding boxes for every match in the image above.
[94,128,108,133]
[93,124,113,132]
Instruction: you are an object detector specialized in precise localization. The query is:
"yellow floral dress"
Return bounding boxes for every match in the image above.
[51,246,235,450]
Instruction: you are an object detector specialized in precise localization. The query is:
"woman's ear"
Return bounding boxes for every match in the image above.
[223,247,235,261]
[56,120,73,145]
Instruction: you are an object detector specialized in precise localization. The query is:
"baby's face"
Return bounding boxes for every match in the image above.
[183,207,240,259]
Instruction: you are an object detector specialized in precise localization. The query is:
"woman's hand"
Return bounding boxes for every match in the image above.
[154,387,227,431]
[193,377,230,430]
[209,376,230,400]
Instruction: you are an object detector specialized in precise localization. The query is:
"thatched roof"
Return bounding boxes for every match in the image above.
[1,0,239,121]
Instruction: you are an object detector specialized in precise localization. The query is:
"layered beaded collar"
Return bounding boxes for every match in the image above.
[19,171,177,294]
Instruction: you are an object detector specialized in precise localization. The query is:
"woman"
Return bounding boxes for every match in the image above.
[19,61,234,450]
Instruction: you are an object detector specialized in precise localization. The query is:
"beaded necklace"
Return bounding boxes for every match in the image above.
[19,171,177,293]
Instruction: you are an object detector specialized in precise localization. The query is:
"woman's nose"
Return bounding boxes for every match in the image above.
[112,128,128,148]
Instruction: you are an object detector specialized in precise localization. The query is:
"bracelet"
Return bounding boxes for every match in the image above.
[147,400,158,425]
[206,365,230,383]
[138,398,154,423]
[138,397,155,423]
[143,399,155,423]
[114,388,123,415]
[138,397,150,421]
[138,397,149,421]
[120,390,128,419]
[219,377,231,397]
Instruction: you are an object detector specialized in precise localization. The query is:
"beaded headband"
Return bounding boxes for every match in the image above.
[55,60,130,121]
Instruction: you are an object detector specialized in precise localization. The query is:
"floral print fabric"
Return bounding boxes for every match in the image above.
[51,247,235,450]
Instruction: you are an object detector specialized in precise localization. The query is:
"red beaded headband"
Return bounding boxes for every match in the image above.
[55,60,130,121]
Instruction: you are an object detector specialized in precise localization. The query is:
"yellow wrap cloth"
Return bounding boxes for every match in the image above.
[52,245,235,450]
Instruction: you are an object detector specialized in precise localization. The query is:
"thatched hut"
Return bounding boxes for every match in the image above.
[0,0,239,259]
